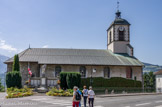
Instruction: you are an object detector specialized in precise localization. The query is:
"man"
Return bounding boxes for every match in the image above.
[88,86,95,107]
[73,86,81,107]
[82,86,88,107]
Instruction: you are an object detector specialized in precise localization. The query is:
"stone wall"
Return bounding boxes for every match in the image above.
[6,62,143,86]
[7,62,39,86]
[45,65,142,81]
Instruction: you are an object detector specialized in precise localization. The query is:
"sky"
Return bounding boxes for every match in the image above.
[0,0,162,65]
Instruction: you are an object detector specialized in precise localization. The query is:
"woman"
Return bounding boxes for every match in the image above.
[88,86,95,107]
[82,86,88,107]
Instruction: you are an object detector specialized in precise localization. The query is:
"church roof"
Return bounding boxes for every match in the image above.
[4,48,143,66]
[107,10,130,31]
[107,18,130,31]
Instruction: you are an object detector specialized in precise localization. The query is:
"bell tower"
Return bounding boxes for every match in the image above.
[107,7,133,56]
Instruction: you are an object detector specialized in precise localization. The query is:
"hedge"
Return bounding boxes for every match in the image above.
[60,72,81,89]
[60,72,68,89]
[81,77,142,88]
[6,71,22,88]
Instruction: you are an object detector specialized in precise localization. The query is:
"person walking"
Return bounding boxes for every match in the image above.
[82,86,88,107]
[88,86,95,107]
[77,88,82,107]
[73,86,81,107]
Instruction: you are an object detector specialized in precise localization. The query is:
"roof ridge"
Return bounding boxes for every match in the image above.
[28,48,108,51]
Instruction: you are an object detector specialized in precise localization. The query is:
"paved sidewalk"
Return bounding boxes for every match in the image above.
[97,92,162,97]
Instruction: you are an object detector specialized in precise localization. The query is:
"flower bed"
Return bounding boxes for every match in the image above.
[6,87,33,98]
[46,88,73,96]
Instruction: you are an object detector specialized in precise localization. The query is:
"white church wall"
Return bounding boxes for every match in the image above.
[127,45,133,56]
[107,27,114,45]
[113,41,129,53]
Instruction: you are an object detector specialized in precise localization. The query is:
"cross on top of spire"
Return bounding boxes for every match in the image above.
[116,1,121,19]
[117,1,119,11]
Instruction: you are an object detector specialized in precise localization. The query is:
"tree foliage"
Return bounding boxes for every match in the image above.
[143,72,155,89]
[6,54,22,88]
[60,72,81,89]
[6,71,22,88]
[12,54,20,71]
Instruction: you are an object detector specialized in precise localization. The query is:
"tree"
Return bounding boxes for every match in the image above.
[60,72,81,89]
[143,73,149,88]
[143,72,155,89]
[6,71,22,88]
[12,54,20,71]
[6,54,22,88]
[148,72,155,88]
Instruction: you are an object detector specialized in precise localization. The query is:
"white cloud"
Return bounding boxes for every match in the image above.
[42,45,49,48]
[0,39,18,52]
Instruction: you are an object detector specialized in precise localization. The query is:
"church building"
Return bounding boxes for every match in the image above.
[5,10,144,87]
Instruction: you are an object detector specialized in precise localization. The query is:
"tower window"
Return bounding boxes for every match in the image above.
[109,31,112,43]
[119,31,125,41]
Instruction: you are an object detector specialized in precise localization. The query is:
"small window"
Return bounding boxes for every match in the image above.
[80,66,86,78]
[126,67,133,79]
[109,31,112,43]
[119,31,125,41]
[55,66,61,77]
[104,67,110,78]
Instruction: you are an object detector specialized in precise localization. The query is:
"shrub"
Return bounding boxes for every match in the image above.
[60,72,81,89]
[81,77,142,88]
[6,71,22,88]
[60,72,68,89]
[6,54,22,89]
[46,87,73,96]
[6,87,33,98]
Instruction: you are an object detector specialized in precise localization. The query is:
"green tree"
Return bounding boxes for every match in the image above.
[12,54,20,71]
[6,54,22,88]
[143,72,155,89]
[60,72,81,89]
[143,73,149,88]
[148,72,155,88]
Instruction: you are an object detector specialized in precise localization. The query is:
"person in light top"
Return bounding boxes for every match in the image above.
[88,86,95,107]
[82,86,88,107]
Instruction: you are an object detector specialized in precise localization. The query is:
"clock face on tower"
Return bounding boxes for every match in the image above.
[119,26,124,31]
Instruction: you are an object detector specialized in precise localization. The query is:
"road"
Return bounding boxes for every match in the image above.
[1,93,162,107]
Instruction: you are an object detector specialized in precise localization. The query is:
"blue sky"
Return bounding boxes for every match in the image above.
[0,0,162,65]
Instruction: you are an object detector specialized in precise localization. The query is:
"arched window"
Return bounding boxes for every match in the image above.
[104,67,110,78]
[55,66,61,77]
[119,31,125,41]
[126,67,133,79]
[109,31,112,43]
[80,66,86,78]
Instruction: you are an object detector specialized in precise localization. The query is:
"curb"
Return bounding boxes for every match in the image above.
[96,93,162,98]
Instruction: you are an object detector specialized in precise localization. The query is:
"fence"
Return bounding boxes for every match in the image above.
[93,87,155,95]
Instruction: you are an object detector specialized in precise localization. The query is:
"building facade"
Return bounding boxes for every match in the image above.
[154,70,162,93]
[5,10,144,87]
